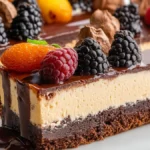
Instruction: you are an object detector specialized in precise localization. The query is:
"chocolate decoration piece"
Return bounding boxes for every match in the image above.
[77,25,111,54]
[1,71,12,126]
[17,81,30,139]
[90,9,120,43]
[93,0,124,14]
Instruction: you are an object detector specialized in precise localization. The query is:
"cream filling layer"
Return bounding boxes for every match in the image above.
[30,70,150,128]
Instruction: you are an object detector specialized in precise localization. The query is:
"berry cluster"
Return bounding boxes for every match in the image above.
[8,2,42,40]
[108,30,142,68]
[0,17,8,45]
[69,0,93,12]
[75,38,109,75]
[114,3,142,37]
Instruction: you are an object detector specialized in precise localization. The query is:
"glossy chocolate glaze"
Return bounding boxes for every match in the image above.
[17,82,30,139]
[1,71,11,126]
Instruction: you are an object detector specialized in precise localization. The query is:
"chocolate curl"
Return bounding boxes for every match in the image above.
[77,25,111,54]
[90,10,120,43]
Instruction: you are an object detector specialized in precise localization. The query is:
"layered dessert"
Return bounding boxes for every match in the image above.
[0,30,150,150]
[0,0,150,150]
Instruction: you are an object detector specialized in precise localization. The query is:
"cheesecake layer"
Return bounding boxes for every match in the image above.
[31,69,150,127]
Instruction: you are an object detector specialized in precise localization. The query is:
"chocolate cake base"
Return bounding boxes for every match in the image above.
[2,99,150,150]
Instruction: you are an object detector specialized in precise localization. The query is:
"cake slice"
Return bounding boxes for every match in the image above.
[0,29,150,150]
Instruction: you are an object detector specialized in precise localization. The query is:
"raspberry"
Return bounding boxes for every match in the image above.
[1,43,55,73]
[40,48,78,84]
[108,30,142,68]
[144,7,150,25]
[75,38,109,75]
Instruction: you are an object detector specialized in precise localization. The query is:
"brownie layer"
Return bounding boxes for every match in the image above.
[2,99,150,149]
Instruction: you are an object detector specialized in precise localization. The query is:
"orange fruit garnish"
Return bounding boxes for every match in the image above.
[1,43,55,73]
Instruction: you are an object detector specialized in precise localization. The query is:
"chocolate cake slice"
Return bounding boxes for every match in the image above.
[0,3,150,148]
[0,36,150,149]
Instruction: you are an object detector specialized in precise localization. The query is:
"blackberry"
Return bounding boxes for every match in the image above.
[8,2,42,40]
[69,0,93,12]
[108,30,142,68]
[114,3,142,37]
[0,17,8,45]
[75,38,109,75]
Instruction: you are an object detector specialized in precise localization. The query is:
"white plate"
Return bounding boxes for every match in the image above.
[71,125,150,150]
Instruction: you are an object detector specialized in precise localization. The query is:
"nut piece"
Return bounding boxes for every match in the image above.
[93,0,124,14]
[0,0,17,28]
[90,9,120,43]
[77,25,111,54]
